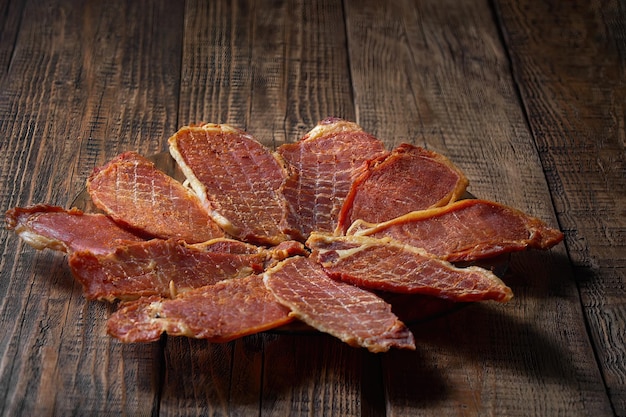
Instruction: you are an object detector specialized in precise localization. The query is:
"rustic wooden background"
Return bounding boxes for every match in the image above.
[0,0,624,416]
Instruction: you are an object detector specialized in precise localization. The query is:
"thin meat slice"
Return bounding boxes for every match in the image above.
[87,151,224,243]
[347,199,564,262]
[107,274,294,343]
[199,237,308,269]
[307,233,513,303]
[263,256,415,353]
[277,118,388,240]
[68,238,267,302]
[264,240,309,269]
[5,205,144,255]
[336,143,468,234]
[168,123,289,245]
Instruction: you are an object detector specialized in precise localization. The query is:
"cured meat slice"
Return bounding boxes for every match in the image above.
[346,199,564,262]
[307,233,513,303]
[194,237,307,268]
[336,143,468,234]
[263,256,415,353]
[277,118,387,240]
[168,123,289,245]
[5,205,144,255]
[264,240,309,269]
[107,274,294,343]
[68,238,266,302]
[87,151,224,243]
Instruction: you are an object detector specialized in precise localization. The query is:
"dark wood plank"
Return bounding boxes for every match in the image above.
[494,0,626,413]
[158,339,235,416]
[0,0,184,415]
[273,0,357,141]
[162,0,366,415]
[0,0,26,75]
[261,333,366,417]
[177,0,356,148]
[344,0,613,415]
[177,0,254,131]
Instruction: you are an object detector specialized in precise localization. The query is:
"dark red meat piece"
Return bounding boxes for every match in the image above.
[277,118,387,240]
[307,233,513,302]
[87,151,224,243]
[263,256,415,352]
[264,240,309,269]
[336,143,468,233]
[5,205,144,255]
[107,274,294,343]
[347,199,564,262]
[168,123,290,245]
[68,238,266,302]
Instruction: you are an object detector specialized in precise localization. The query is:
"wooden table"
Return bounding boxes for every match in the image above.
[1,0,624,415]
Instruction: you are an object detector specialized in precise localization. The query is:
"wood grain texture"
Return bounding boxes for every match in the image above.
[494,0,626,414]
[178,0,356,148]
[0,0,183,415]
[261,334,365,416]
[0,0,25,75]
[344,0,613,415]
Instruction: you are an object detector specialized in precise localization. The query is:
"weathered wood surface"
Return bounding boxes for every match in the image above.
[0,0,623,416]
[494,1,626,414]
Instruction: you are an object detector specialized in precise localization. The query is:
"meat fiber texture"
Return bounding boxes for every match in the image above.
[277,118,388,240]
[108,274,294,343]
[307,233,513,303]
[5,205,144,255]
[336,143,469,234]
[87,151,224,243]
[346,199,564,262]
[168,123,290,245]
[263,256,415,353]
[68,238,268,302]
[5,118,565,352]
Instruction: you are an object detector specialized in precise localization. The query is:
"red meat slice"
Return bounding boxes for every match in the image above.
[68,238,267,302]
[347,199,564,262]
[168,123,290,245]
[87,151,224,243]
[5,205,144,255]
[263,239,309,269]
[276,118,387,240]
[107,274,294,343]
[307,233,513,302]
[336,143,468,234]
[263,256,415,353]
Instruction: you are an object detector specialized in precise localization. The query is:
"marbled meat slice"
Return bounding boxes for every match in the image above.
[196,237,308,269]
[168,123,289,245]
[276,118,388,240]
[5,205,144,255]
[87,151,224,243]
[263,256,415,353]
[107,274,294,343]
[347,199,564,262]
[307,233,513,303]
[68,238,267,302]
[336,143,468,234]
[264,240,309,269]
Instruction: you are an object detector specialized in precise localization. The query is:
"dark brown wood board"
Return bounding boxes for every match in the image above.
[494,0,626,414]
[177,0,357,146]
[0,0,183,415]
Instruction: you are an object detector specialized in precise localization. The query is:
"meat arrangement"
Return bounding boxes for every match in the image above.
[5,117,563,353]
